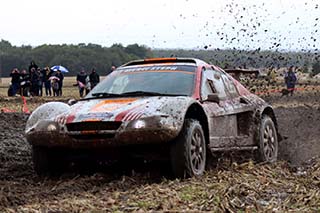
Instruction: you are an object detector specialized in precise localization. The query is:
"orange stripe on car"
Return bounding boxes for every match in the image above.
[144,57,177,61]
[83,119,102,122]
[90,98,137,112]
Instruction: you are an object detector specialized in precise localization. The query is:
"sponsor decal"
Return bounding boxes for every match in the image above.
[120,66,178,73]
[90,98,137,112]
[78,112,113,120]
[116,65,196,74]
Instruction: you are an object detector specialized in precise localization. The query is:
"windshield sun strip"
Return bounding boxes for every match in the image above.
[119,70,195,75]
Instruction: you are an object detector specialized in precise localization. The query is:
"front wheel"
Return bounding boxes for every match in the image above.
[256,115,278,162]
[170,119,206,178]
[32,146,66,176]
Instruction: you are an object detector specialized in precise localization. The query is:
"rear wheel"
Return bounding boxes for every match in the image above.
[257,115,278,162]
[170,119,206,178]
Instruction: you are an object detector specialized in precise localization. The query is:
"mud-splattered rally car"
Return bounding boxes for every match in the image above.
[25,58,279,177]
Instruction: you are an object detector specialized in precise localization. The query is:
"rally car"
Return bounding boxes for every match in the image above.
[25,58,279,178]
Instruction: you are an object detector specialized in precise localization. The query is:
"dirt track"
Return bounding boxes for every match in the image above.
[0,93,319,211]
[265,93,320,165]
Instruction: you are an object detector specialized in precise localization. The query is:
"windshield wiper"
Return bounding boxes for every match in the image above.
[118,91,186,97]
[81,91,187,100]
[80,92,123,100]
[91,92,124,97]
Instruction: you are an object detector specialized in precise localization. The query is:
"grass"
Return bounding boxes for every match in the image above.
[0,76,90,87]
[0,77,87,112]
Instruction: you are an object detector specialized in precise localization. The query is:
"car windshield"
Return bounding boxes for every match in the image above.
[85,64,196,98]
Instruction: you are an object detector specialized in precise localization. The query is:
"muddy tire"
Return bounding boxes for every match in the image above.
[32,146,65,176]
[257,115,278,162]
[170,119,206,178]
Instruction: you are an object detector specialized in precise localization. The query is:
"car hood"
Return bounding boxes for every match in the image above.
[65,96,195,123]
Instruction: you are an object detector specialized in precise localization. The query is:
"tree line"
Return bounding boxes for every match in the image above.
[154,49,319,74]
[0,39,319,77]
[0,40,153,77]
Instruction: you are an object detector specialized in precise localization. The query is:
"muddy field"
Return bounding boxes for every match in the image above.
[0,91,320,212]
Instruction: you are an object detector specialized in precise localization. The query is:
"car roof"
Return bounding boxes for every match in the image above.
[120,58,208,67]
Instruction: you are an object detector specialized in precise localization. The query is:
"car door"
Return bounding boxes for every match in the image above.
[219,71,256,147]
[200,67,238,150]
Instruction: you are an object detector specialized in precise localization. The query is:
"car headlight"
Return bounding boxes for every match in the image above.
[47,123,58,131]
[132,120,146,129]
[127,116,166,129]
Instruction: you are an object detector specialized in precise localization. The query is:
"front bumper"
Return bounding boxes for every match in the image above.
[26,120,179,148]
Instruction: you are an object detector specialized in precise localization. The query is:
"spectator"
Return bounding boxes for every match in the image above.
[19,69,31,96]
[76,69,88,97]
[89,68,100,89]
[43,67,52,96]
[284,66,297,96]
[85,75,91,94]
[55,70,64,96]
[9,68,20,96]
[28,60,38,74]
[50,76,60,96]
[107,65,116,75]
[30,67,41,96]
[37,68,44,96]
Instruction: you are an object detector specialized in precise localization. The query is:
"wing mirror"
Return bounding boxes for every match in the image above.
[206,93,220,103]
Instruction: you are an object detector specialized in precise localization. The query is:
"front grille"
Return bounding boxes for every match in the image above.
[70,134,116,140]
[66,121,122,132]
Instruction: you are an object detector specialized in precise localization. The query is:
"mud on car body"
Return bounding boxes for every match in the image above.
[25,58,279,178]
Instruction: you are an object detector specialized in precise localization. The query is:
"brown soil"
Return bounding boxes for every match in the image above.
[0,92,319,212]
[262,91,320,165]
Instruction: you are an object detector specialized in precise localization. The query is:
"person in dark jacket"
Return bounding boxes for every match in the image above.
[9,68,20,96]
[76,69,88,97]
[89,68,100,89]
[55,70,64,96]
[28,61,38,74]
[36,68,44,96]
[30,67,41,96]
[284,66,297,96]
[43,67,52,96]
[19,69,31,96]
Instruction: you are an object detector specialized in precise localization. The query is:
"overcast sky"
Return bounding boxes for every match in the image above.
[0,0,319,50]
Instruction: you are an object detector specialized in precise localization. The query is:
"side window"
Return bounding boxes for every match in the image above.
[201,68,215,100]
[220,73,239,97]
[201,67,232,100]
[211,70,228,100]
